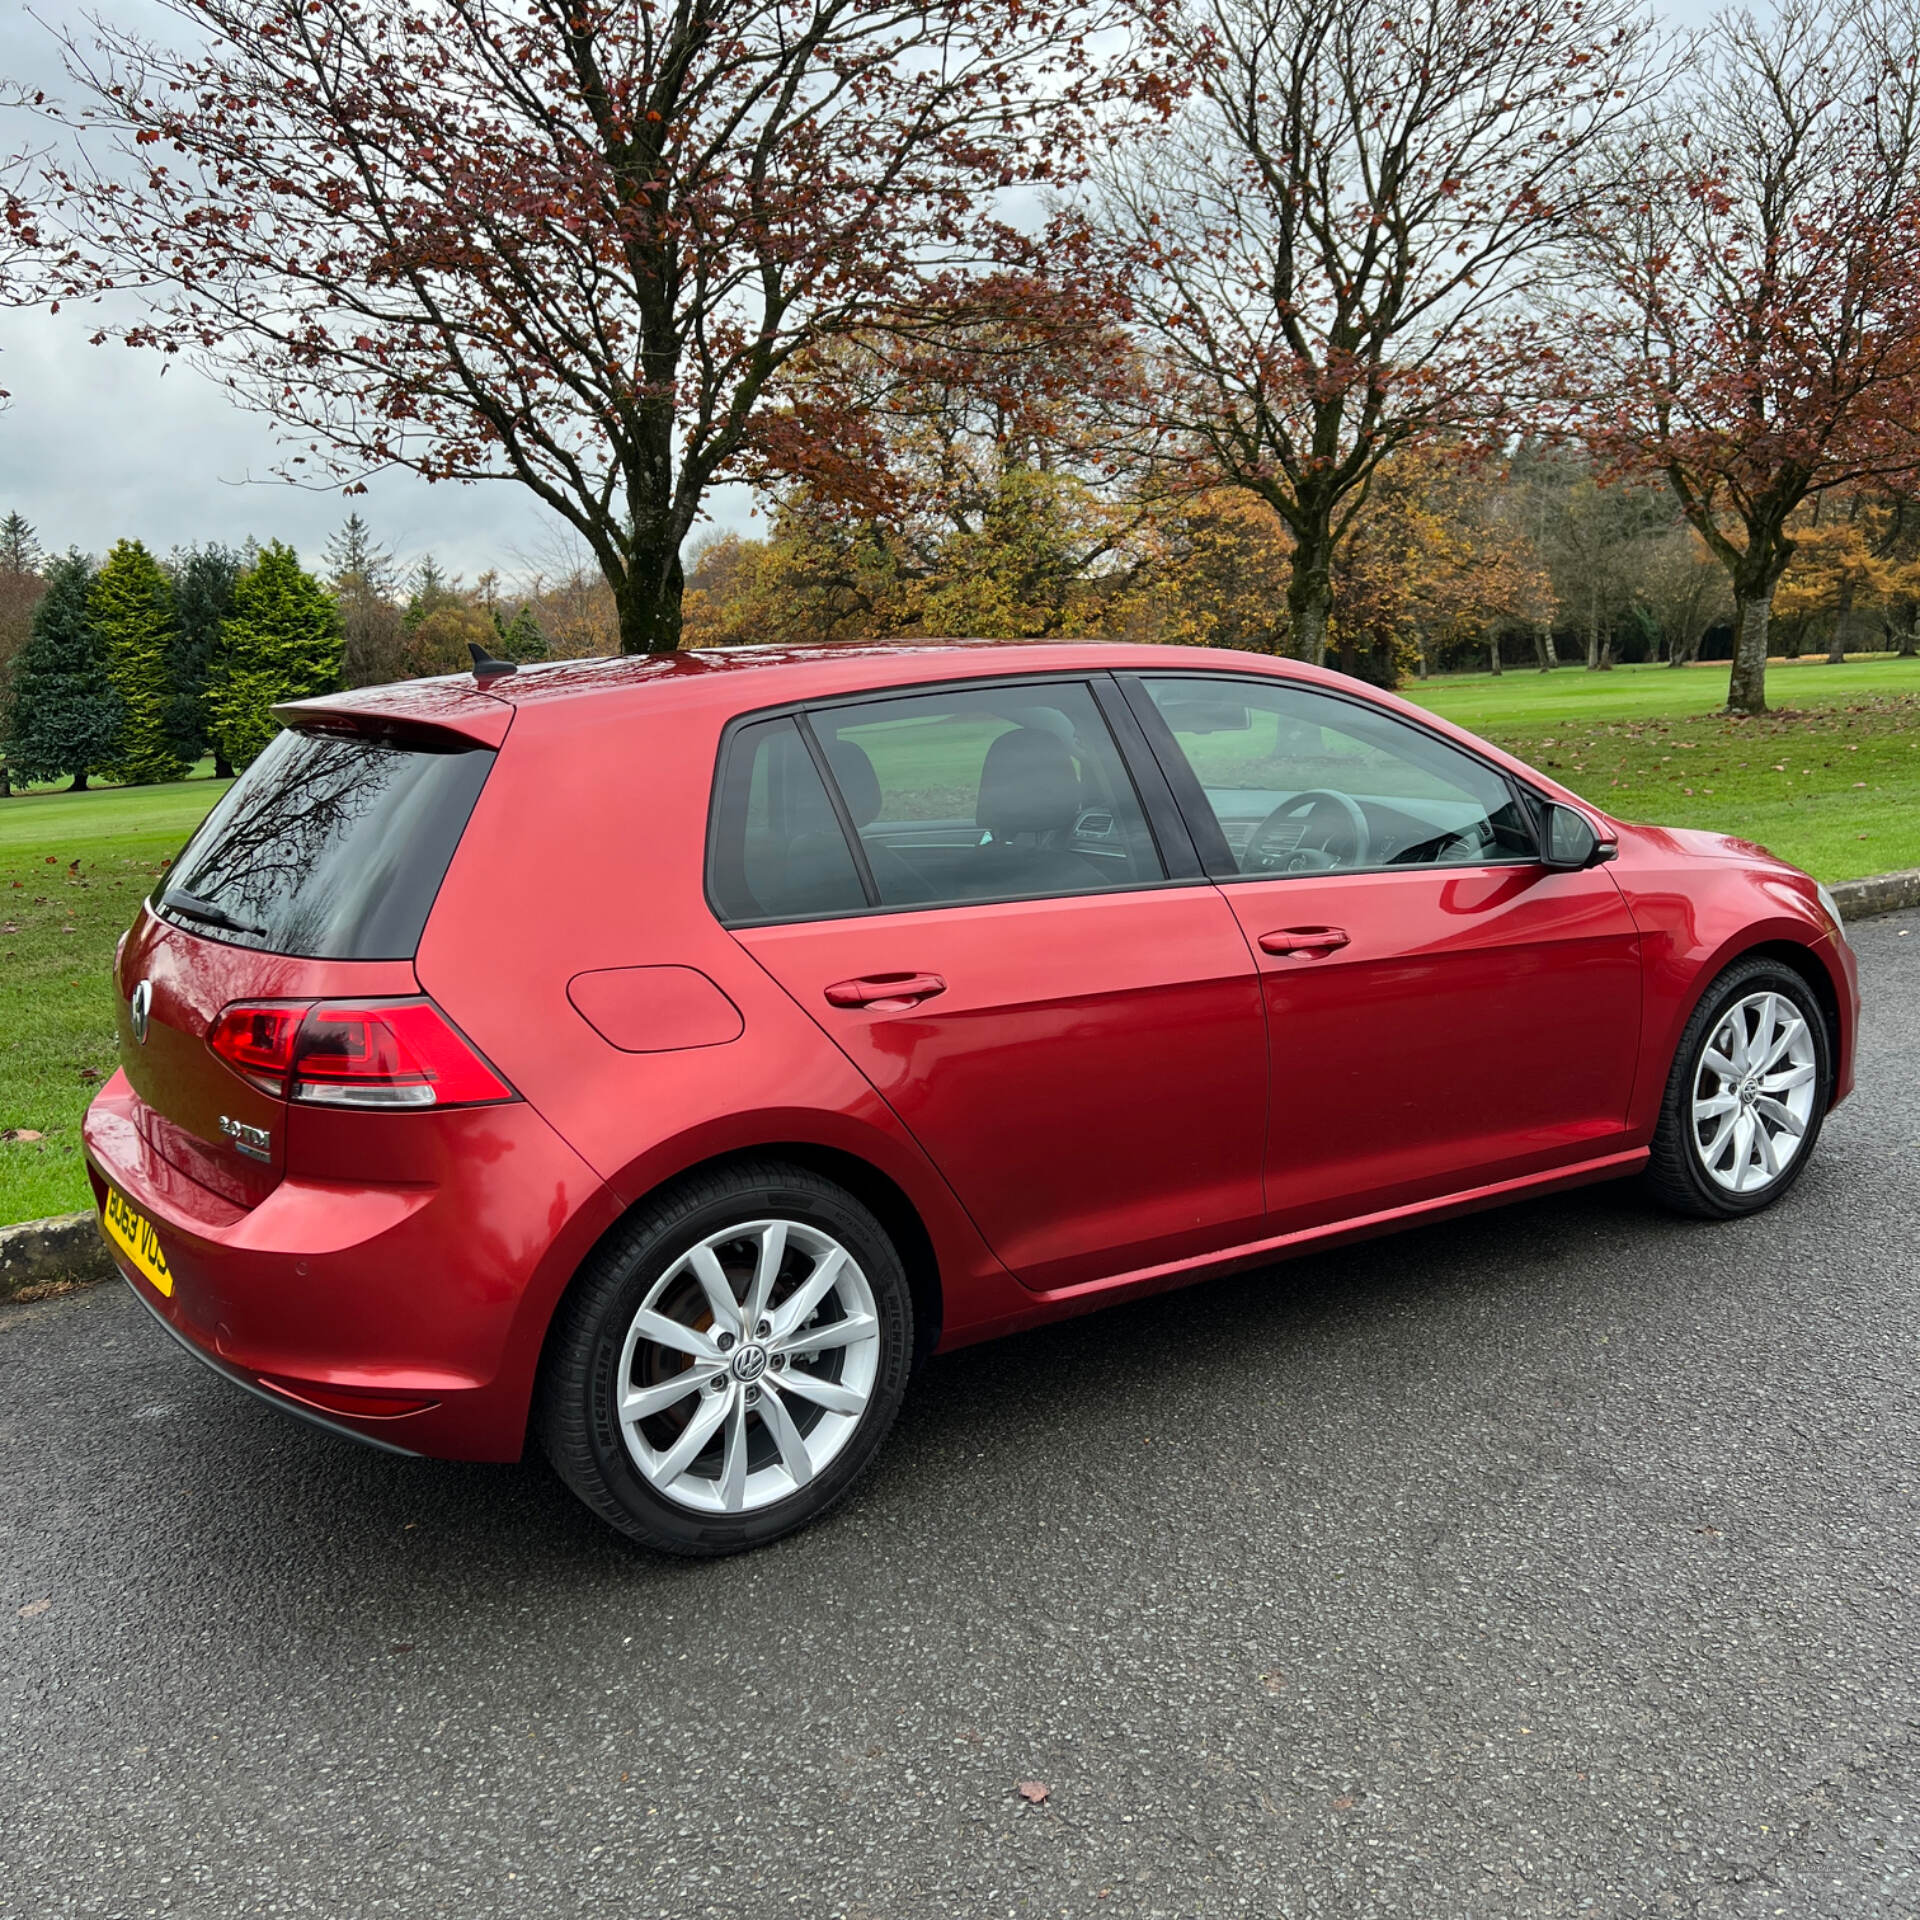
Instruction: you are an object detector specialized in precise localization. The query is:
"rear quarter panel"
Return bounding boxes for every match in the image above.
[412,689,1014,1348]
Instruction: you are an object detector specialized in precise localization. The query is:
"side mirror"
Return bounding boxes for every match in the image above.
[1541,803,1616,871]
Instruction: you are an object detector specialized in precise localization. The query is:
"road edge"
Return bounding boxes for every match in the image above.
[1,1210,114,1304]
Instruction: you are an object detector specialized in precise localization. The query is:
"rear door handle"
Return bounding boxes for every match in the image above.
[823,972,948,1010]
[1257,926,1350,957]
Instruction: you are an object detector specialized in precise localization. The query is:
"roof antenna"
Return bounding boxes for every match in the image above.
[467,641,517,682]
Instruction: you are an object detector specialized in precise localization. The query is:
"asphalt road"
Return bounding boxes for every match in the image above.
[5,916,1918,1920]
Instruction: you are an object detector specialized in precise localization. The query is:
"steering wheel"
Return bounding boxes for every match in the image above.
[1244,788,1371,873]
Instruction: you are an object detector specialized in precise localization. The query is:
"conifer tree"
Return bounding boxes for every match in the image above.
[94,538,188,784]
[499,605,547,661]
[325,513,404,686]
[0,512,41,575]
[4,551,121,790]
[209,541,344,768]
[168,544,242,775]
[402,554,459,631]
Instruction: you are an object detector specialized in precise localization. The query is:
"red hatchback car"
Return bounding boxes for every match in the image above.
[86,643,1859,1553]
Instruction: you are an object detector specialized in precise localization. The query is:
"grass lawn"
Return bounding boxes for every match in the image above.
[1,653,1912,1229]
[1406,654,1920,884]
[0,777,231,1227]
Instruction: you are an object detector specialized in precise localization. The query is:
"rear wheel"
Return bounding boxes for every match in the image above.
[1645,957,1832,1219]
[538,1161,913,1555]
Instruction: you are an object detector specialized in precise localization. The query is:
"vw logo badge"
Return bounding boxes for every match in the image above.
[130,979,153,1046]
[730,1343,769,1384]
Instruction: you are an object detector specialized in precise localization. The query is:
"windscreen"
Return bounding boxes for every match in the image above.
[153,727,495,960]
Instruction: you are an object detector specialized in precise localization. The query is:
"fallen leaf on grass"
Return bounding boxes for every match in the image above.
[18,1597,50,1619]
[1015,1781,1050,1804]
[76,1068,102,1083]
[1,1129,44,1143]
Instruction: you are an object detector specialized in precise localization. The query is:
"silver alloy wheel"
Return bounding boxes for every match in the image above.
[1690,990,1818,1195]
[615,1219,880,1516]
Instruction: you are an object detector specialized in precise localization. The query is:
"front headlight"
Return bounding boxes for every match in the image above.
[1814,882,1845,934]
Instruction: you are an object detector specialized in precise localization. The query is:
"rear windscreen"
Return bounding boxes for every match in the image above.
[153,727,495,960]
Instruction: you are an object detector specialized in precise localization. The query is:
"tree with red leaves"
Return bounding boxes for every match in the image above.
[1565,0,1920,715]
[1087,0,1662,667]
[46,0,1166,653]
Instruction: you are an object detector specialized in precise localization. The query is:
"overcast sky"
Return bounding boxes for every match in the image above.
[2,0,1715,587]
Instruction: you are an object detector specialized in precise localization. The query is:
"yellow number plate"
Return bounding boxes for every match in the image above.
[102,1186,173,1297]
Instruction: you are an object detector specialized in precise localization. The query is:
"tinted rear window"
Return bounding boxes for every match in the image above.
[154,728,494,959]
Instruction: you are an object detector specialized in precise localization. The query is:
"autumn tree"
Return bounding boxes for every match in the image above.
[1132,490,1293,653]
[1,90,48,402]
[51,0,1164,655]
[1090,0,1661,665]
[1566,0,1920,714]
[209,542,343,768]
[0,511,45,703]
[1771,497,1896,662]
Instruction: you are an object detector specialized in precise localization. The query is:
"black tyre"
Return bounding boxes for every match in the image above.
[537,1160,914,1556]
[1644,956,1832,1220]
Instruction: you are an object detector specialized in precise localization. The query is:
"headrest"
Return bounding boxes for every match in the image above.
[976,727,1082,838]
[822,737,882,828]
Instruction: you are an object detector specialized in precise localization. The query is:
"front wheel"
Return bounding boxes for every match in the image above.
[537,1161,914,1555]
[1644,957,1832,1219]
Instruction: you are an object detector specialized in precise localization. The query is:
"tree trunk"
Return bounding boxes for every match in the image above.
[1585,589,1602,670]
[1727,596,1776,715]
[1826,599,1851,664]
[1415,630,1429,678]
[69,770,89,793]
[1488,630,1502,676]
[613,539,687,655]
[213,753,234,780]
[1533,622,1557,671]
[1897,601,1919,656]
[1285,551,1333,668]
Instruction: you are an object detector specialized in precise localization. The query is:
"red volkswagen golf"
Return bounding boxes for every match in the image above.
[85,643,1859,1553]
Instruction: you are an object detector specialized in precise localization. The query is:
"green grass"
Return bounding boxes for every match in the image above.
[0,777,230,1227]
[1405,655,1920,883]
[1,652,1912,1229]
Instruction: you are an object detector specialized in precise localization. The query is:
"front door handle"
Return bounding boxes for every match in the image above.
[824,972,948,1010]
[1258,926,1350,957]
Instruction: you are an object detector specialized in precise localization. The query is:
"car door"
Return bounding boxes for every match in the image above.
[1124,672,1644,1236]
[711,677,1270,1294]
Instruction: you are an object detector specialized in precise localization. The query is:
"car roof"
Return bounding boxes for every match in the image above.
[275,637,1595,815]
[280,638,1346,735]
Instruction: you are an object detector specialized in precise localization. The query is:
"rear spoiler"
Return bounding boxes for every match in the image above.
[271,689,512,752]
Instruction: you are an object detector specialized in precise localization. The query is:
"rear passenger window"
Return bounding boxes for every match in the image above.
[811,683,1163,909]
[709,717,868,923]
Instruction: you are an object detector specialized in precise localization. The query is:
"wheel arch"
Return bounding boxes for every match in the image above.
[534,1140,946,1399]
[1720,938,1845,1109]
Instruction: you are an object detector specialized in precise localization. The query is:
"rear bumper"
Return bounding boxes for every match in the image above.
[84,1071,622,1461]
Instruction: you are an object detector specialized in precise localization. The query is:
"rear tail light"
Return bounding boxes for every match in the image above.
[207,999,514,1109]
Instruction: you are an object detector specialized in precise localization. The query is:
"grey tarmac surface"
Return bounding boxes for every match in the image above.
[4,916,1918,1920]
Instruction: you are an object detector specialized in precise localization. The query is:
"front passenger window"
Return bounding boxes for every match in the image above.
[1139,676,1535,876]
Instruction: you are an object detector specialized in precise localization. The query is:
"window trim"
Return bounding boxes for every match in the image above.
[1116,670,1546,884]
[704,671,1210,929]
